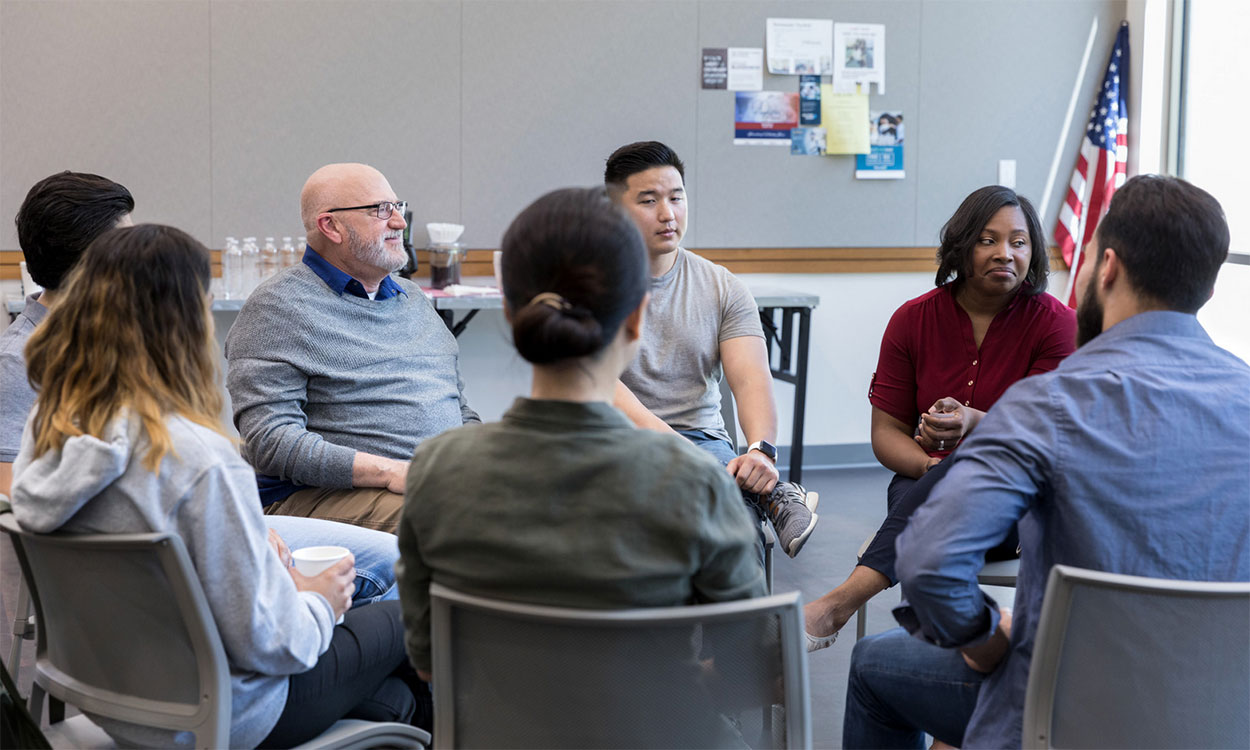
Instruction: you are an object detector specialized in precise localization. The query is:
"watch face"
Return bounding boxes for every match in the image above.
[753,441,778,460]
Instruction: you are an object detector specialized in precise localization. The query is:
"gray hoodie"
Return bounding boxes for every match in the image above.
[11,411,335,748]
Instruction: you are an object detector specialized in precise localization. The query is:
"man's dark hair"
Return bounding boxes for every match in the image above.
[604,141,686,190]
[15,171,134,290]
[501,187,648,365]
[1093,175,1228,313]
[934,185,1049,295]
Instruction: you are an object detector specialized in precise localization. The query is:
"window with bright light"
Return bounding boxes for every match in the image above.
[1179,0,1249,261]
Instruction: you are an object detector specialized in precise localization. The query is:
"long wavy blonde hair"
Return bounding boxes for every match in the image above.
[24,224,225,471]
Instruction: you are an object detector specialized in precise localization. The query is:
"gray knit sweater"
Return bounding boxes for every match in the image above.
[225,265,478,489]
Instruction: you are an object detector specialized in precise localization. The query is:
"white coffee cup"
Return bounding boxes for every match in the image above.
[291,545,351,624]
[291,545,351,576]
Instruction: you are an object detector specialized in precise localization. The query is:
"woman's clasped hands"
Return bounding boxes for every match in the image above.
[916,397,984,455]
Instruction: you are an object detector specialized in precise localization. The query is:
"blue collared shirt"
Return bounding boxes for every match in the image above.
[302,246,407,300]
[894,311,1250,748]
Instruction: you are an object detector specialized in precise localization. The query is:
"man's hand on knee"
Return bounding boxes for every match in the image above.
[727,451,779,495]
[352,452,411,494]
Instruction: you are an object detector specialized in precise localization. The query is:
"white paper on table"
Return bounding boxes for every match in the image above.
[833,23,886,94]
[442,284,499,297]
[766,18,833,75]
[727,47,763,91]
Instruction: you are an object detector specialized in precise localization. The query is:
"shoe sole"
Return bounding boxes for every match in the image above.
[804,490,820,513]
[784,512,819,558]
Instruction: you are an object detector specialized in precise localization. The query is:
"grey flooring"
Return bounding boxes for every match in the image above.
[1,464,901,749]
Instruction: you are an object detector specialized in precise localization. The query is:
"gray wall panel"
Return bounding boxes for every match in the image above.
[914,0,1125,244]
[1,0,1127,252]
[696,1,922,247]
[0,0,212,248]
[209,0,461,245]
[461,0,699,248]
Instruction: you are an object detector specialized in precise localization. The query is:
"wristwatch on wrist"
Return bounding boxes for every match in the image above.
[748,440,778,463]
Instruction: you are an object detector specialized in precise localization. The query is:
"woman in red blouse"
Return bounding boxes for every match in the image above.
[804,185,1076,651]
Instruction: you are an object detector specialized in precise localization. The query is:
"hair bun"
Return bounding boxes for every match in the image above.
[511,300,605,364]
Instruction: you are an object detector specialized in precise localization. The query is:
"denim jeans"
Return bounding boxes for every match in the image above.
[676,430,767,564]
[843,627,986,749]
[265,515,399,605]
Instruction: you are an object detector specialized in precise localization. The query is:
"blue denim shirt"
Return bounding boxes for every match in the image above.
[894,311,1250,749]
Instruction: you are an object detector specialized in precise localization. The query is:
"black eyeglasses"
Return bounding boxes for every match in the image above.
[326,200,408,220]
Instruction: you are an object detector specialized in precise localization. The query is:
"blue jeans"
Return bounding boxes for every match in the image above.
[843,627,986,749]
[265,515,399,605]
[676,430,767,564]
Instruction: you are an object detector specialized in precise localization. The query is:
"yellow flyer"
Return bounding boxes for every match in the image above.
[821,84,870,154]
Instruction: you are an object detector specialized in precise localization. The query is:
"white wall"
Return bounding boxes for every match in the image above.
[445,260,1248,455]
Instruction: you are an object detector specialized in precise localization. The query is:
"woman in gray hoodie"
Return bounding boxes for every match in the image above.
[10,224,427,748]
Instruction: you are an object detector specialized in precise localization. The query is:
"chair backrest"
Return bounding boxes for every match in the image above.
[0,513,230,748]
[1023,564,1250,750]
[430,583,810,749]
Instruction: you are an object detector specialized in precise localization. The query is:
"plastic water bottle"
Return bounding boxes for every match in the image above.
[280,236,299,268]
[223,237,243,299]
[260,237,280,281]
[242,237,260,296]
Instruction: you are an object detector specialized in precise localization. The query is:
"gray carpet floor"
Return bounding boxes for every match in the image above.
[2,464,904,749]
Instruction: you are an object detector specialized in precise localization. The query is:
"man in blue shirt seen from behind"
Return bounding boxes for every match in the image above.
[842,174,1249,749]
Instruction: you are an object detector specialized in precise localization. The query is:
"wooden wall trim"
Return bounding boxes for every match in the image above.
[1,246,1070,281]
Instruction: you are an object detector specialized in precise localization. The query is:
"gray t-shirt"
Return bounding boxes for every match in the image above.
[620,248,763,444]
[0,294,48,462]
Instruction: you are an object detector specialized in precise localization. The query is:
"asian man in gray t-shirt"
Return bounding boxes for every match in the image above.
[604,141,820,558]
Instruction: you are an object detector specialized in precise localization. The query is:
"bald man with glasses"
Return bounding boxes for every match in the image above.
[225,163,479,532]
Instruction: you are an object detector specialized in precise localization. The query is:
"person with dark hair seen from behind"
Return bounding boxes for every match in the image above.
[843,176,1248,749]
[9,224,430,748]
[396,189,767,741]
[604,140,819,561]
[804,185,1076,652]
[0,171,133,496]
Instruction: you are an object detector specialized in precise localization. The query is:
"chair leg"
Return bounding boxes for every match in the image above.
[855,603,867,641]
[28,680,45,723]
[48,696,65,724]
[7,581,33,681]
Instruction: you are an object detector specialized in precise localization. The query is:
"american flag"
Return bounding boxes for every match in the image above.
[1057,22,1130,307]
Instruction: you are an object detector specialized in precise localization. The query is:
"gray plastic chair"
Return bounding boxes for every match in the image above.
[1023,564,1250,749]
[429,582,811,749]
[0,513,429,750]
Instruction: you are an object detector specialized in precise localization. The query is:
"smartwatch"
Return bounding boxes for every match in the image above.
[748,440,778,462]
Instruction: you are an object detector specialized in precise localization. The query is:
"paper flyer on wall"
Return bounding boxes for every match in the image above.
[799,75,821,125]
[734,91,799,145]
[856,111,905,179]
[791,127,826,155]
[701,48,728,89]
[833,23,886,94]
[727,47,764,91]
[766,18,833,75]
[820,84,869,154]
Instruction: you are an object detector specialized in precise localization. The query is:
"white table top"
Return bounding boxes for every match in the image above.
[6,278,819,315]
[421,278,819,311]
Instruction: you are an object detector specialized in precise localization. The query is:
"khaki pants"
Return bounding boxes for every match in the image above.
[265,487,404,534]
